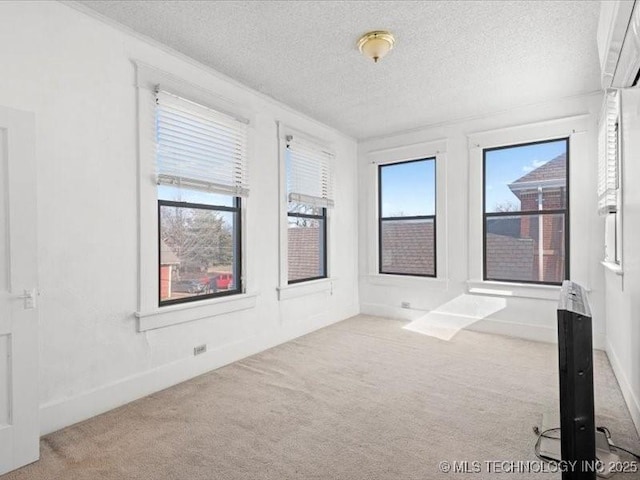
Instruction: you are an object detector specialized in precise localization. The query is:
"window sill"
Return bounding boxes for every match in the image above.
[466,280,562,301]
[601,261,623,276]
[135,292,258,332]
[366,274,447,289]
[277,278,335,301]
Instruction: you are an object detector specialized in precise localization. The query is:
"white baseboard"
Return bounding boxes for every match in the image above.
[464,317,557,343]
[467,318,606,350]
[361,303,606,349]
[39,312,353,436]
[606,341,640,437]
[39,336,261,436]
[360,303,426,321]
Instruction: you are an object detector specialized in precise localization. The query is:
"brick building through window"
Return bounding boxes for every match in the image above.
[485,149,568,284]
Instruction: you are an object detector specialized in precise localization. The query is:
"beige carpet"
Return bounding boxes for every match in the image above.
[3,315,639,480]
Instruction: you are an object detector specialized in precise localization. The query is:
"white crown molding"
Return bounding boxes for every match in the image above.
[359,90,601,144]
[59,1,356,143]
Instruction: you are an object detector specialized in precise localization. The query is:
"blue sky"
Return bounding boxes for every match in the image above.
[484,140,567,212]
[380,159,435,217]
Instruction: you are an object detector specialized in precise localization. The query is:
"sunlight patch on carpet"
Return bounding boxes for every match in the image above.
[403,295,506,341]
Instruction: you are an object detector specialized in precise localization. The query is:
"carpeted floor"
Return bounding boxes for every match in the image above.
[3,315,639,479]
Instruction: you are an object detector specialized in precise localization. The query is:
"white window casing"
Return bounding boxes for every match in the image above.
[277,124,336,298]
[466,114,590,292]
[134,62,256,330]
[364,138,448,285]
[598,88,619,215]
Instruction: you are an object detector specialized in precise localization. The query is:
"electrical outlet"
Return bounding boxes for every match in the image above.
[401,301,411,309]
[193,344,207,356]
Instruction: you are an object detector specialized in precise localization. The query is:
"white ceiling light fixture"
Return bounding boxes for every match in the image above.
[357,30,395,63]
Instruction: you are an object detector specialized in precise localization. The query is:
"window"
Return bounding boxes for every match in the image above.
[155,89,248,306]
[599,89,621,266]
[378,158,436,277]
[285,134,334,284]
[483,138,569,285]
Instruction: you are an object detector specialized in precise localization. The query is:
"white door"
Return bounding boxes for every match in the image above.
[0,106,39,475]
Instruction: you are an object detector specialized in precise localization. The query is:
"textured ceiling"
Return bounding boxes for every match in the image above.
[78,0,601,140]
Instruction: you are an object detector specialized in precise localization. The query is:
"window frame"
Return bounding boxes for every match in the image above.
[287,206,328,285]
[158,197,242,307]
[377,157,437,278]
[482,137,570,286]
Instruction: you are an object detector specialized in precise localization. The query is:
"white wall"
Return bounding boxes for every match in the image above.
[0,1,359,435]
[0,0,619,439]
[358,93,606,347]
[604,87,640,434]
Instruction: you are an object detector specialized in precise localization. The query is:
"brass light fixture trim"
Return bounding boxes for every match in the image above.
[357,30,396,63]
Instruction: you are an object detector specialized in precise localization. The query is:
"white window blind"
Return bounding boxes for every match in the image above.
[286,135,335,208]
[155,89,249,197]
[598,89,619,215]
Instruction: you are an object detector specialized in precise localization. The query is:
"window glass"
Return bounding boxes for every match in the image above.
[287,216,325,283]
[485,213,566,284]
[380,218,435,276]
[287,202,324,216]
[604,212,619,264]
[380,159,435,217]
[379,158,436,277]
[158,185,235,207]
[484,140,567,213]
[483,139,569,284]
[159,199,240,305]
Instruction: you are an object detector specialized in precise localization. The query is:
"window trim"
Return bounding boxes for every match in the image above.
[135,292,258,332]
[277,122,335,297]
[467,114,590,292]
[158,198,242,307]
[364,138,447,284]
[482,137,570,286]
[287,208,328,284]
[466,280,561,300]
[134,62,255,330]
[377,157,437,278]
